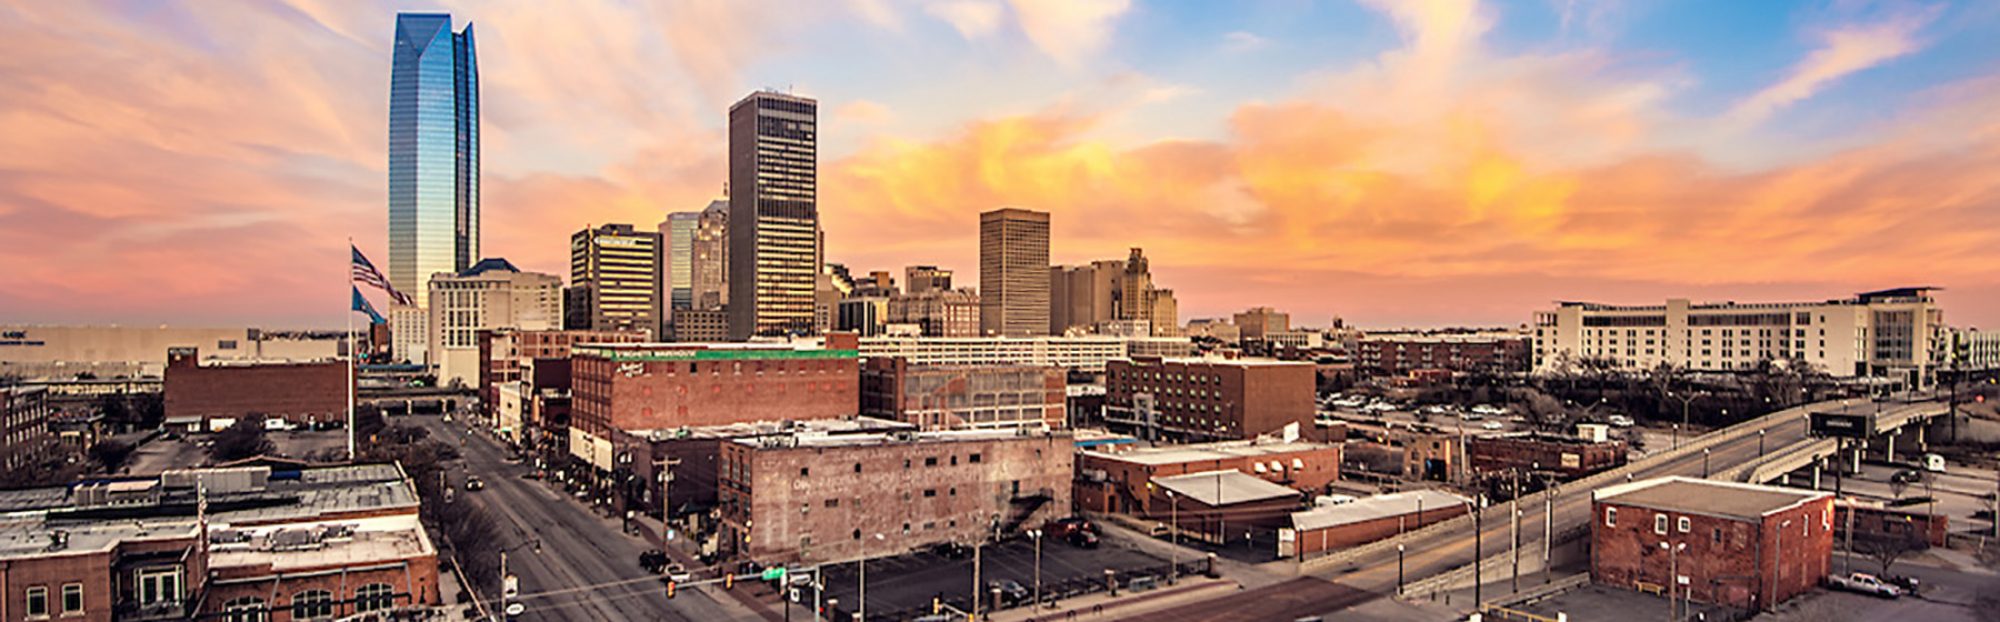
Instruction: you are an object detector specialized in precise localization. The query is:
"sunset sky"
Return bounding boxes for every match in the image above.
[3,0,1998,330]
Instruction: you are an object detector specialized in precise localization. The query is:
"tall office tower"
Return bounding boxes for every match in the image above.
[1049,260,1122,335]
[661,212,698,312]
[727,91,820,339]
[905,265,953,295]
[388,13,479,302]
[1119,248,1154,324]
[569,224,662,337]
[1150,289,1180,337]
[979,208,1051,336]
[692,199,729,310]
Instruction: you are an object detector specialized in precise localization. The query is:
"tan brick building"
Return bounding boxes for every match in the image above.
[1103,356,1315,442]
[860,357,1065,430]
[1075,439,1340,516]
[718,429,1073,565]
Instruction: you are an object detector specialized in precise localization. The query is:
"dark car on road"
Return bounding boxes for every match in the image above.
[639,550,668,574]
[1048,517,1096,537]
[989,580,1030,606]
[931,542,972,559]
[1066,530,1100,548]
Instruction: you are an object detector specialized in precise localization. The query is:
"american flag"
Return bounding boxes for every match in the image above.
[351,245,413,306]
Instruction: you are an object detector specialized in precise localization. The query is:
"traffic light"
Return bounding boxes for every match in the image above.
[666,580,677,599]
[724,573,735,590]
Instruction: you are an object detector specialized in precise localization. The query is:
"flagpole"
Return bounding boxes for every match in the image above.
[347,238,357,463]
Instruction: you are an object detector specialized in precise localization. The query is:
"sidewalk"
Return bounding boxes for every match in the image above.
[983,577,1238,622]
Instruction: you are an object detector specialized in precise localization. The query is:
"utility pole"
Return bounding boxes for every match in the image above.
[1510,470,1520,594]
[1472,497,1484,607]
[1543,480,1553,585]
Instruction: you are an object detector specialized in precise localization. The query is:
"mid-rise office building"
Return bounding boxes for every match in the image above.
[887,289,981,337]
[387,13,478,300]
[1235,307,1290,341]
[670,308,730,342]
[389,306,429,364]
[1104,356,1316,442]
[1049,260,1123,335]
[661,212,699,313]
[718,428,1073,565]
[836,297,890,337]
[478,328,647,429]
[569,224,662,337]
[428,258,562,387]
[1592,477,1833,611]
[162,347,350,431]
[728,91,820,339]
[1533,288,1946,382]
[860,357,1065,430]
[979,208,1050,337]
[692,199,730,310]
[904,265,952,294]
[1946,327,2000,371]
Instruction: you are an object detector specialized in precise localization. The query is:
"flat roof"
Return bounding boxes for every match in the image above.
[574,342,855,361]
[731,427,1066,450]
[1151,470,1300,507]
[207,513,434,574]
[626,416,913,441]
[1128,356,1310,368]
[1596,476,1829,521]
[1083,439,1335,466]
[1292,490,1471,531]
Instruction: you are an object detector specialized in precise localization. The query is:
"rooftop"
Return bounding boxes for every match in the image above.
[624,416,913,441]
[1596,476,1829,521]
[1083,439,1334,466]
[1126,356,1311,368]
[732,427,1066,450]
[1291,490,1471,531]
[1151,470,1301,507]
[574,342,856,361]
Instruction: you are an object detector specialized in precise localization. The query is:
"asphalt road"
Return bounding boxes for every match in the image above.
[815,536,1170,619]
[413,414,750,622]
[1189,398,1924,620]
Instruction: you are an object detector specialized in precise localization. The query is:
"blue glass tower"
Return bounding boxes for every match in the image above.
[388,13,479,302]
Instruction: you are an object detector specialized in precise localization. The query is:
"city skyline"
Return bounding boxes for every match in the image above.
[3,1,2000,329]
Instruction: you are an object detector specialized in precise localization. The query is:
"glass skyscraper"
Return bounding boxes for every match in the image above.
[388,13,479,302]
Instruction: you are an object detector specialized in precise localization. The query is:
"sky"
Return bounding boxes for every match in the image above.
[2,0,1998,330]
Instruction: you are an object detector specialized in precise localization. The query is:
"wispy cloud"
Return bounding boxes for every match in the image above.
[1725,10,1937,127]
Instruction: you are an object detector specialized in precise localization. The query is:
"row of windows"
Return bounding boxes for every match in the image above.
[215,583,396,622]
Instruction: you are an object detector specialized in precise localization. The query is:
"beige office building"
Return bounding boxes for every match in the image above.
[428,259,562,387]
[569,224,662,336]
[980,208,1050,337]
[1532,288,1945,383]
[1235,307,1291,340]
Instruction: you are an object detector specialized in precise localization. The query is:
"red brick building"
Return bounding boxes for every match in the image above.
[1103,356,1315,442]
[162,347,349,430]
[860,358,1065,430]
[1465,432,1627,480]
[1286,490,1470,557]
[1075,439,1339,516]
[718,429,1073,565]
[0,464,440,622]
[1147,470,1302,545]
[478,328,646,422]
[1,386,53,472]
[1592,477,1833,611]
[1357,333,1528,375]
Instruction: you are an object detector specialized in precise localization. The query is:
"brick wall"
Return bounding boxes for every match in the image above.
[719,432,1073,565]
[1074,444,1340,517]
[1105,359,1314,441]
[1292,503,1469,556]
[204,555,440,622]
[572,353,857,436]
[164,351,349,427]
[1591,496,1833,611]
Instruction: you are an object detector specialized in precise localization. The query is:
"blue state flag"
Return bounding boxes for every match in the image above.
[352,286,386,325]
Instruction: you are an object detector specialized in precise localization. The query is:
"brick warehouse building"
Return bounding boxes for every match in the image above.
[1356,332,1529,375]
[1,386,54,472]
[1075,439,1339,517]
[478,328,647,424]
[162,347,349,430]
[1465,432,1626,480]
[1102,356,1315,442]
[0,464,439,622]
[860,357,1065,430]
[1285,490,1470,557]
[718,428,1073,565]
[1592,476,1833,612]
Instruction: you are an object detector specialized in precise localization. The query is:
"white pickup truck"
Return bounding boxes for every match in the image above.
[1826,572,1903,598]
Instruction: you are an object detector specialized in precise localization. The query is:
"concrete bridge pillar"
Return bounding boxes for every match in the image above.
[1887,430,1898,464]
[1813,463,1822,490]
[1917,425,1926,452]
[1852,446,1862,474]
[1782,473,1791,486]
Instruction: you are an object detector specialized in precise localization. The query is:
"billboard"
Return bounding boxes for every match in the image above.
[1809,411,1875,439]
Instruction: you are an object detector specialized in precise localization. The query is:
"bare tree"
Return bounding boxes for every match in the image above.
[1852,533,1918,578]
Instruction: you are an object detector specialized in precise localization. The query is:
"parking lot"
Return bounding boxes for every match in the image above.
[811,535,1181,621]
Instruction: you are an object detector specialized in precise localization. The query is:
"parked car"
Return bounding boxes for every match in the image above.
[1827,572,1903,598]
[1066,530,1100,548]
[989,580,1030,606]
[1459,412,1484,421]
[1889,469,1923,485]
[1607,415,1636,428]
[1480,421,1504,430]
[639,550,668,574]
[930,542,972,560]
[1922,453,1947,473]
[1471,404,1507,416]
[1048,516,1097,537]
[464,476,485,491]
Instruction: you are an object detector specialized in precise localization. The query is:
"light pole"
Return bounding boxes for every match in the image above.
[1702,448,1711,478]
[859,533,882,621]
[1668,391,1705,450]
[1468,497,1483,607]
[1758,429,1766,459]
[1661,541,1685,622]
[1166,490,1180,584]
[1028,529,1044,611]
[1396,543,1405,595]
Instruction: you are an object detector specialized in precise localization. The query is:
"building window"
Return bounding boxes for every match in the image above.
[1605,507,1617,527]
[1677,517,1691,533]
[222,597,267,622]
[137,566,181,606]
[26,586,47,618]
[355,584,395,613]
[1712,528,1723,544]
[924,489,937,498]
[853,463,862,473]
[1654,514,1667,535]
[925,457,938,467]
[292,589,334,621]
[800,467,810,477]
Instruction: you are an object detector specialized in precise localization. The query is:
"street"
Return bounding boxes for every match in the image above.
[413,414,755,622]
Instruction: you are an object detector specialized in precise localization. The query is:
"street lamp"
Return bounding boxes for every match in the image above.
[1702,448,1711,478]
[1660,541,1686,622]
[1396,543,1405,595]
[1758,429,1767,459]
[1166,490,1180,584]
[1668,391,1706,450]
[859,532,883,621]
[1028,529,1045,611]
